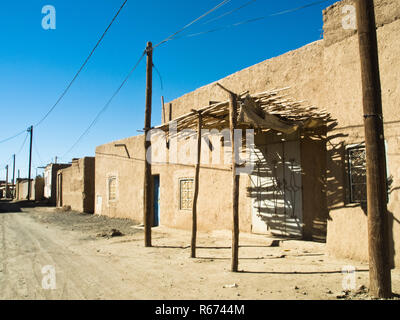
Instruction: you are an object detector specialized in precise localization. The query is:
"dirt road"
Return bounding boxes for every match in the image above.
[0,207,399,300]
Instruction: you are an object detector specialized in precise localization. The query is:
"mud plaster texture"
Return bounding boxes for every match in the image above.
[95,0,400,268]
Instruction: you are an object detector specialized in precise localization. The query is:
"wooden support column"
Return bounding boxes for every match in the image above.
[216,83,240,272]
[161,96,165,124]
[191,110,202,258]
[143,41,153,247]
[356,0,392,298]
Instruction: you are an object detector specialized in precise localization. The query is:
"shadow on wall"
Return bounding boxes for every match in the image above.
[326,123,398,269]
[246,126,333,242]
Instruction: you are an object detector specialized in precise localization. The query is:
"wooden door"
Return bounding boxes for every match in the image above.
[250,141,303,237]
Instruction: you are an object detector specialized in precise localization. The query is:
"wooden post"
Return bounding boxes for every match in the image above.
[161,96,165,124]
[5,165,8,199]
[191,110,202,258]
[12,154,15,199]
[229,93,240,272]
[216,83,240,272]
[169,103,172,122]
[356,0,392,298]
[27,125,33,200]
[143,42,153,247]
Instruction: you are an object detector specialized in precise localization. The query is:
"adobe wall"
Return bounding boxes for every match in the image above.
[44,163,71,205]
[95,135,146,221]
[59,157,95,213]
[95,134,253,232]
[163,0,400,266]
[16,179,34,201]
[95,0,400,265]
[321,1,400,268]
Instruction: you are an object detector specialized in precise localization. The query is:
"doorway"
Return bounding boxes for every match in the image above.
[153,175,160,227]
[56,173,62,207]
[250,140,303,238]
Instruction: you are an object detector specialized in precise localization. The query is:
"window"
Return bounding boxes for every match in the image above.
[347,145,367,203]
[179,178,194,210]
[108,177,117,201]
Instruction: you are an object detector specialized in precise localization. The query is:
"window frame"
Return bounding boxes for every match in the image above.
[107,176,118,203]
[347,143,367,204]
[179,178,194,211]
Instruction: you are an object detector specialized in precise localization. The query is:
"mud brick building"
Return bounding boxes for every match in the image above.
[94,0,400,268]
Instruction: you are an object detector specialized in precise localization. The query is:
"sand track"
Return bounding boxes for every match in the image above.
[0,208,399,300]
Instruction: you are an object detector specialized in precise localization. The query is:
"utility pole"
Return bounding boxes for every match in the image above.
[229,92,240,273]
[143,42,153,247]
[55,156,58,164]
[12,154,15,199]
[5,165,9,199]
[356,0,392,298]
[27,125,33,200]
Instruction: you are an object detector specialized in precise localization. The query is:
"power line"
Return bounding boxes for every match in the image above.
[35,0,129,128]
[202,0,258,25]
[61,51,146,159]
[0,129,26,145]
[16,132,29,156]
[33,139,44,166]
[0,0,129,145]
[0,132,28,179]
[170,0,331,41]
[153,0,232,49]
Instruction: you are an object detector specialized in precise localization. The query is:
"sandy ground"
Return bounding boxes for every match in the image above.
[0,206,399,300]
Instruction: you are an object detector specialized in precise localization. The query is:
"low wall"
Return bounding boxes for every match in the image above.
[59,157,95,213]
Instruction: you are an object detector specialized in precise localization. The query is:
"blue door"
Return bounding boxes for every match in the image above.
[153,175,160,227]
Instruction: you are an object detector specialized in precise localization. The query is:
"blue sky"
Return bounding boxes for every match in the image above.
[0,0,337,180]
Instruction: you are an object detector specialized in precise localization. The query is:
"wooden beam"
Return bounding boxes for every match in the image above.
[191,111,202,258]
[356,0,392,298]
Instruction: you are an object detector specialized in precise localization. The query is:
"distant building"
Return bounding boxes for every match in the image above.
[44,163,71,205]
[15,177,44,201]
[56,157,95,213]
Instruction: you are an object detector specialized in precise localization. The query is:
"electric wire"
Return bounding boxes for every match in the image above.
[0,0,129,145]
[153,63,164,91]
[170,0,330,41]
[61,51,146,159]
[202,0,257,25]
[0,129,26,145]
[153,0,232,49]
[33,139,44,166]
[34,0,129,128]
[16,132,29,156]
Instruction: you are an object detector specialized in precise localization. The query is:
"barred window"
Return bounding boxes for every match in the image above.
[180,178,194,210]
[108,177,117,201]
[348,146,367,203]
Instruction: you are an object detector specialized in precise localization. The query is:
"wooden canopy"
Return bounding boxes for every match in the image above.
[156,86,331,135]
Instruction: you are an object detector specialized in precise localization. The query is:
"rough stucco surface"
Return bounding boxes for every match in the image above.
[95,0,400,267]
[44,164,71,205]
[59,157,95,213]
[16,178,42,201]
[95,136,145,221]
[95,135,252,232]
[323,0,400,47]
